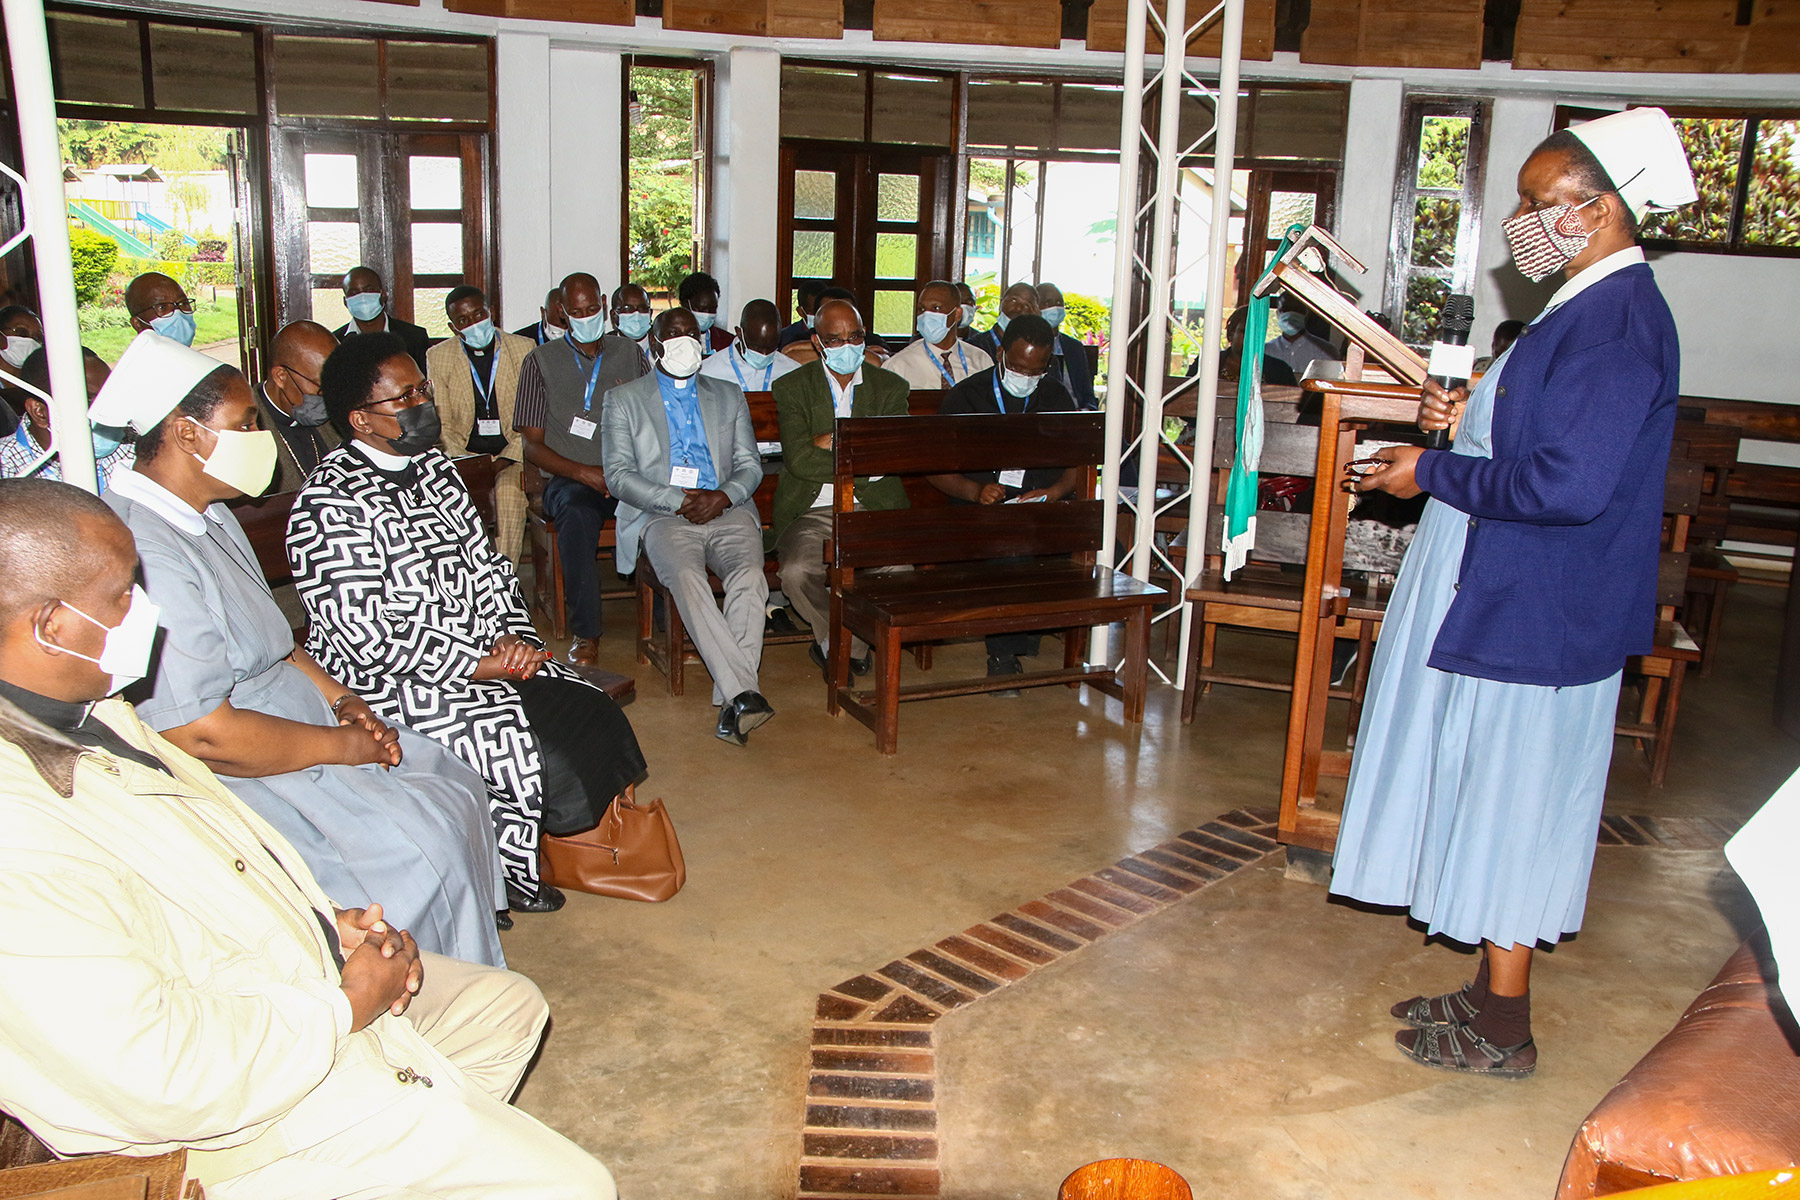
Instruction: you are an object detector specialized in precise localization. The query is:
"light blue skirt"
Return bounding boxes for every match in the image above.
[1329,494,1621,950]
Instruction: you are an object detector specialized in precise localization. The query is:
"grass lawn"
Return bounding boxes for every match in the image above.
[81,299,240,364]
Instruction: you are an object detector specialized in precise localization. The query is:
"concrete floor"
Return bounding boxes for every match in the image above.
[499,582,1799,1199]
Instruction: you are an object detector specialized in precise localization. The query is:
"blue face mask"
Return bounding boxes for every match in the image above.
[150,309,197,347]
[822,342,863,375]
[91,423,129,457]
[344,292,384,323]
[741,346,775,371]
[567,311,608,343]
[458,317,496,349]
[617,311,653,341]
[1276,311,1308,337]
[996,312,1012,333]
[694,312,717,332]
[1040,305,1066,331]
[916,310,951,344]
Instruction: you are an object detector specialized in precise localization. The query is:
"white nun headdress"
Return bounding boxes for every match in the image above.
[88,329,228,432]
[1569,106,1698,222]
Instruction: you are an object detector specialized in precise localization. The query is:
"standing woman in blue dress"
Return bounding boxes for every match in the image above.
[1332,108,1697,1076]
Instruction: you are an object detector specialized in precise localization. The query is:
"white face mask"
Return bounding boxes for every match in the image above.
[37,584,162,695]
[1001,368,1044,399]
[187,417,278,498]
[658,335,704,379]
[2,335,40,369]
[545,324,568,340]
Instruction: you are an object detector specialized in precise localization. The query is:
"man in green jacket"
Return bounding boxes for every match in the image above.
[771,298,909,680]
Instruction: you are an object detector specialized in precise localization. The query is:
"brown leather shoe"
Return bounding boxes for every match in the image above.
[567,637,599,666]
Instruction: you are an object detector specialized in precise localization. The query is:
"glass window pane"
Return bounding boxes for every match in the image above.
[411,223,462,275]
[873,290,912,338]
[311,287,349,330]
[304,154,359,210]
[413,288,453,338]
[1415,116,1470,190]
[1746,118,1800,248]
[875,233,916,280]
[1401,275,1449,346]
[1251,88,1349,162]
[1037,161,1120,349]
[627,65,698,295]
[793,230,835,277]
[1177,89,1252,164]
[1410,198,1460,268]
[967,80,1053,153]
[1641,117,1742,244]
[409,157,462,210]
[386,41,489,123]
[149,25,257,115]
[794,171,836,220]
[1058,84,1124,153]
[871,73,952,147]
[780,66,866,142]
[49,14,143,108]
[1267,191,1318,239]
[308,222,361,274]
[877,175,920,223]
[273,37,378,119]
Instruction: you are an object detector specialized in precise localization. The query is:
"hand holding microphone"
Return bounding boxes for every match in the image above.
[1422,294,1476,451]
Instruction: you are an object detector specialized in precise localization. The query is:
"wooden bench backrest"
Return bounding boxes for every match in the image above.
[832,412,1105,570]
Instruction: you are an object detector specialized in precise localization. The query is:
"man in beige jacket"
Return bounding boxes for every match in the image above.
[428,285,533,563]
[0,477,614,1199]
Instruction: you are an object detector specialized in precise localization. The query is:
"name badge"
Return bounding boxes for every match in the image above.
[999,468,1026,489]
[670,465,701,488]
[569,416,597,440]
[477,418,502,437]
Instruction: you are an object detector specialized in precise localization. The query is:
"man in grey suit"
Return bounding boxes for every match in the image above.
[602,308,774,746]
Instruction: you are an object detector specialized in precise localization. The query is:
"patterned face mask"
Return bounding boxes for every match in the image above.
[1502,196,1598,283]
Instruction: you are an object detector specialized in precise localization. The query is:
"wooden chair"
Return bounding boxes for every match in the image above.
[1671,417,1741,677]
[1615,458,1706,788]
[826,412,1165,754]
[1178,412,1409,738]
[521,458,633,642]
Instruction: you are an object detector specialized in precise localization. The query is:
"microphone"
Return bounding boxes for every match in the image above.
[1423,293,1475,452]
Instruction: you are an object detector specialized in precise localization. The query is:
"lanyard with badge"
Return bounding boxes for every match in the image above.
[926,340,969,388]
[566,339,604,441]
[990,372,1027,489]
[728,348,773,392]
[464,347,507,454]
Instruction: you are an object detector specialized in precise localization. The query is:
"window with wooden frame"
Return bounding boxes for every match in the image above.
[623,56,711,304]
[1556,105,1800,258]
[1386,95,1489,347]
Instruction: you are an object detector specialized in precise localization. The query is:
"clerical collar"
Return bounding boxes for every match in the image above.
[108,467,226,537]
[258,382,298,429]
[351,439,418,471]
[657,368,697,390]
[0,675,91,733]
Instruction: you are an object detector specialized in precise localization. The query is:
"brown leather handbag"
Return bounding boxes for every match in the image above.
[539,793,686,902]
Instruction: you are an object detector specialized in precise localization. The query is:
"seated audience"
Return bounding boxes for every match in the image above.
[678,271,735,358]
[784,287,888,366]
[1474,318,1527,372]
[95,330,504,963]
[0,476,616,1199]
[601,308,772,746]
[1265,292,1337,378]
[0,304,43,431]
[430,285,532,563]
[290,332,648,918]
[1185,307,1300,387]
[125,272,197,346]
[772,297,909,680]
[515,286,568,344]
[613,283,655,362]
[1034,281,1099,410]
[883,280,986,390]
[256,320,343,492]
[0,346,132,490]
[930,314,1082,690]
[778,279,830,348]
[515,271,650,659]
[970,282,1043,361]
[954,282,979,341]
[334,265,430,371]
[698,298,803,392]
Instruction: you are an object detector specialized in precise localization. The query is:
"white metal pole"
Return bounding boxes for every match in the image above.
[1094,0,1149,667]
[3,0,93,492]
[1173,0,1245,690]
[1128,0,1188,582]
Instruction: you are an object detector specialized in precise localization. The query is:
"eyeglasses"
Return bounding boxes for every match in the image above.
[816,332,867,349]
[278,364,322,390]
[356,379,434,410]
[131,298,195,319]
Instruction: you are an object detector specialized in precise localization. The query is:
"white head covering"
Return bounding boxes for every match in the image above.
[1568,107,1698,222]
[88,330,228,432]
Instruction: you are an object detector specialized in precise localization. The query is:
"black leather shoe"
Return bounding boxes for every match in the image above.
[504,881,566,913]
[731,690,776,735]
[987,654,1023,699]
[495,909,514,932]
[851,651,872,676]
[809,642,831,683]
[716,702,747,746]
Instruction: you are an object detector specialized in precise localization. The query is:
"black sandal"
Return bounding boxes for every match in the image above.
[1390,984,1481,1029]
[1395,1024,1536,1078]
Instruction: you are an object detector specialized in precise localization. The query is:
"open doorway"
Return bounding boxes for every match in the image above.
[58,119,253,371]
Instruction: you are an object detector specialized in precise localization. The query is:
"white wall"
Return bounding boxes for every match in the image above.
[1332,77,1404,306]
[712,47,782,319]
[495,32,552,328]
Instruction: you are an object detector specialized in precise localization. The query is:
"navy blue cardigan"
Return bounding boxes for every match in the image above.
[1412,261,1679,688]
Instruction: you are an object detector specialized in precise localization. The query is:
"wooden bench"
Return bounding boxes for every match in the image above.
[634,387,947,696]
[825,412,1165,754]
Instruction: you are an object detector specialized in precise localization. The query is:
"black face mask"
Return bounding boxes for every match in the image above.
[381,400,442,456]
